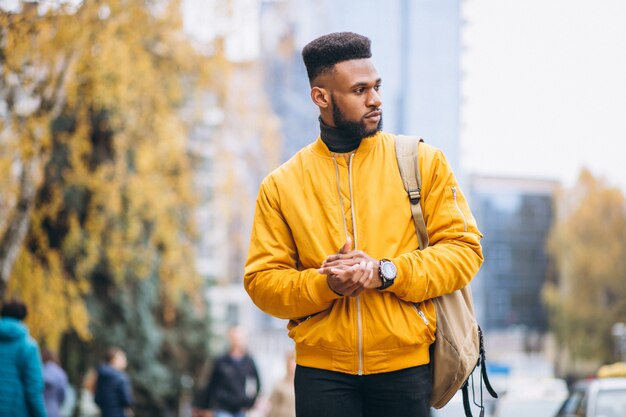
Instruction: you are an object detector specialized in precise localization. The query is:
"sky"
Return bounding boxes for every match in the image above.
[461,0,626,191]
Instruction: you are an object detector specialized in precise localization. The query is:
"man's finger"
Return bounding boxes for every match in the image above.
[321,257,362,269]
[318,262,353,275]
[338,236,352,254]
[322,250,366,266]
[352,261,373,290]
[336,262,368,296]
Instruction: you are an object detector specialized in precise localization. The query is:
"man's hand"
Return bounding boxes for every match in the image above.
[318,238,383,296]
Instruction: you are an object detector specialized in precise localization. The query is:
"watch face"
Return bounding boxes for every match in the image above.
[381,261,397,280]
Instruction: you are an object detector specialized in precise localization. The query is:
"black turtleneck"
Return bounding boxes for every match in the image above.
[319,117,362,153]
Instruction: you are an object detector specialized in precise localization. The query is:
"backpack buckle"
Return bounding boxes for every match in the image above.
[408,188,421,204]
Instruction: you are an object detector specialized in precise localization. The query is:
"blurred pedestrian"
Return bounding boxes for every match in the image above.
[78,369,101,417]
[266,351,296,417]
[0,300,47,417]
[94,347,133,417]
[42,348,69,417]
[244,31,483,417]
[194,326,261,417]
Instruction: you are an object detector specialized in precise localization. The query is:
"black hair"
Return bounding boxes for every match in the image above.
[0,300,28,320]
[302,32,372,83]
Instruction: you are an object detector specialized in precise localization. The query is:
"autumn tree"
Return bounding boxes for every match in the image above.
[1,1,226,415]
[0,2,79,300]
[544,169,626,374]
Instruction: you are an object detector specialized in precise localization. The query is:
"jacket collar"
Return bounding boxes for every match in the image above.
[311,131,382,159]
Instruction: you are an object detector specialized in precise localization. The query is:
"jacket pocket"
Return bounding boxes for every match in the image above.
[413,303,430,326]
[448,184,482,237]
[451,186,468,232]
[287,300,353,352]
[364,295,435,352]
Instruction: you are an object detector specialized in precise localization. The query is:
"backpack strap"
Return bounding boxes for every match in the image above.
[395,135,496,417]
[479,326,498,399]
[394,135,429,250]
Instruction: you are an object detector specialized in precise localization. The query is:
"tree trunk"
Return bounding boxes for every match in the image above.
[0,156,40,300]
[0,48,76,300]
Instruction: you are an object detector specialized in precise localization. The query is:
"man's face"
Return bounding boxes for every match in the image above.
[229,327,247,351]
[326,58,383,138]
[112,351,127,371]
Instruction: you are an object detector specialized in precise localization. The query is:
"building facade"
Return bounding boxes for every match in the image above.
[468,176,559,333]
[260,0,462,170]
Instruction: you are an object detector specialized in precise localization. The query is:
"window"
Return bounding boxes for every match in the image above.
[594,389,626,417]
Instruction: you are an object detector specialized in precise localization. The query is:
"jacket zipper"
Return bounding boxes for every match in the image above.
[331,153,363,375]
[348,154,364,376]
[413,303,429,326]
[294,311,319,325]
[451,186,468,232]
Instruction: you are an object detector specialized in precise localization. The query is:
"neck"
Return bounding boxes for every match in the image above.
[319,117,362,153]
[230,347,245,358]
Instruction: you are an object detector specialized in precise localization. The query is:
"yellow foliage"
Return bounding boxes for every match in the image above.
[545,169,626,363]
[8,249,90,347]
[2,0,226,350]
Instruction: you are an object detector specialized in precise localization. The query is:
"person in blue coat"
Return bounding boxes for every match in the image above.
[95,347,133,417]
[0,300,47,417]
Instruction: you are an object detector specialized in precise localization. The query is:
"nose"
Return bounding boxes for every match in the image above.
[368,88,382,108]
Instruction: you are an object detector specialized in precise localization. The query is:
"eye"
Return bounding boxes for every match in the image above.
[374,84,381,91]
[354,87,365,94]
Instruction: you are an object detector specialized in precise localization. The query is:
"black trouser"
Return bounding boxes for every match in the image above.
[294,364,432,417]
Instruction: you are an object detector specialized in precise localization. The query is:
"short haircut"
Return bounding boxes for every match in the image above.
[302,32,372,83]
[105,347,124,363]
[0,300,28,320]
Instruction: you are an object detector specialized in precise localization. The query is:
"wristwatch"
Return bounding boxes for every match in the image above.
[378,259,397,290]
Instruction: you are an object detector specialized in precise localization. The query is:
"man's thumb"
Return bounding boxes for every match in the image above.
[338,236,352,254]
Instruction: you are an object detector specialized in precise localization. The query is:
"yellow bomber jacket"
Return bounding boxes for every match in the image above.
[244,131,483,375]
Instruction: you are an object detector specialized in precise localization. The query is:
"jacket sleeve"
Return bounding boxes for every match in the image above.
[22,341,47,417]
[247,356,261,407]
[388,146,483,303]
[117,373,133,408]
[244,177,341,320]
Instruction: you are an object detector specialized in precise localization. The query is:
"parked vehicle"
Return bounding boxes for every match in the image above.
[554,377,626,417]
[492,377,568,417]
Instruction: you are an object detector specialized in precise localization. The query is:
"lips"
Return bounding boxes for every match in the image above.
[365,110,382,119]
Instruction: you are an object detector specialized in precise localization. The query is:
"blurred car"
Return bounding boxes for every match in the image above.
[492,377,568,417]
[430,391,497,417]
[554,377,626,417]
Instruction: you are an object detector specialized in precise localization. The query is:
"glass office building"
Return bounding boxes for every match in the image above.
[469,176,559,332]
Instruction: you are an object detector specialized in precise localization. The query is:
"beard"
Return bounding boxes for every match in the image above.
[331,95,383,139]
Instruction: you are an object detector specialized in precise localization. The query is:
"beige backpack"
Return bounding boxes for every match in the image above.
[394,135,497,415]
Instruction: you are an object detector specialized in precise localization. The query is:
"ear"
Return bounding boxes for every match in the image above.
[311,87,330,109]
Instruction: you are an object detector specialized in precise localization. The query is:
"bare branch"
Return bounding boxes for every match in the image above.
[0,154,40,299]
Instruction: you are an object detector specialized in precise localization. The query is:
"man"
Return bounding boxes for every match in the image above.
[0,300,47,417]
[244,32,483,417]
[194,326,261,417]
[95,347,133,417]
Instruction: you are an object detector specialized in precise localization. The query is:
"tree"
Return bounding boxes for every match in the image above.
[544,169,626,373]
[1,1,226,415]
[1,2,80,299]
